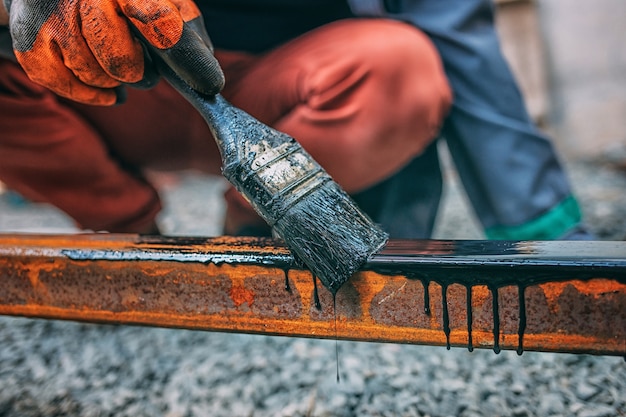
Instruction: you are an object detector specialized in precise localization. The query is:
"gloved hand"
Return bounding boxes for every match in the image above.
[4,0,224,105]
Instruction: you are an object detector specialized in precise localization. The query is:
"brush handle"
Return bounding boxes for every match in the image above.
[156,59,333,226]
[155,61,235,158]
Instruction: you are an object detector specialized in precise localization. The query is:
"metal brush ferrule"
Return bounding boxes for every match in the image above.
[222,140,331,226]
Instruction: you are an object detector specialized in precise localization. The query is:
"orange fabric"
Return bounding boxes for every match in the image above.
[121,0,186,49]
[0,59,161,232]
[0,18,451,233]
[10,0,202,105]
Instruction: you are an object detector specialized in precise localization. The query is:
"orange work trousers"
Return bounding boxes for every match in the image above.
[0,18,451,233]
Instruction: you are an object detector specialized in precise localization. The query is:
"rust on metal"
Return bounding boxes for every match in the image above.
[0,234,624,356]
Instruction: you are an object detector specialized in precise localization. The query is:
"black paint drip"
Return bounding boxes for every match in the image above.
[65,238,626,355]
[490,285,501,354]
[364,240,626,354]
[441,284,451,350]
[334,295,340,383]
[420,277,431,316]
[283,269,292,293]
[312,275,322,311]
[466,286,473,352]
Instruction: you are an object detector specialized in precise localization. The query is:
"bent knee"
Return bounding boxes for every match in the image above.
[276,20,453,191]
[327,19,452,131]
[345,20,448,85]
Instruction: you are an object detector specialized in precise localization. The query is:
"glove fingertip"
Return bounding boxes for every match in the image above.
[189,59,225,95]
[159,42,225,96]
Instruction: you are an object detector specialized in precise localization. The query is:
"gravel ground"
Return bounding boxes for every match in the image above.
[0,149,625,417]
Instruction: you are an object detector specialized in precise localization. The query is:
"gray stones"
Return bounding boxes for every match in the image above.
[1,161,625,416]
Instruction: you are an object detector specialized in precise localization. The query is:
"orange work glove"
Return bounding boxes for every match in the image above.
[5,0,224,105]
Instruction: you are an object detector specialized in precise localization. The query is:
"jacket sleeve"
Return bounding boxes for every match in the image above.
[347,0,582,239]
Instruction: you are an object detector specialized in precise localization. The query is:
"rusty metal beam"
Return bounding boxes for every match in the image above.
[0,234,624,356]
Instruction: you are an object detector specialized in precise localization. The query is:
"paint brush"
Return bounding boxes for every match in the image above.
[153,56,388,294]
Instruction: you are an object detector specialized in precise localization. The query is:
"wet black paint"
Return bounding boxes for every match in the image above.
[312,275,322,311]
[283,268,292,293]
[441,283,451,350]
[420,276,431,316]
[63,238,626,355]
[490,285,501,354]
[366,240,626,354]
[466,287,473,352]
[334,294,340,383]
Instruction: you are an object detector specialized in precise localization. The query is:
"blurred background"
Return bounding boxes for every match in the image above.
[496,0,625,161]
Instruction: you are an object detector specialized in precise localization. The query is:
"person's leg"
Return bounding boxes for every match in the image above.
[365,0,589,239]
[0,58,162,232]
[65,82,223,175]
[217,18,452,234]
[352,141,443,239]
[221,18,451,191]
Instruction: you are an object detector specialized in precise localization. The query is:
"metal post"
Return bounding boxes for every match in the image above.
[0,234,624,356]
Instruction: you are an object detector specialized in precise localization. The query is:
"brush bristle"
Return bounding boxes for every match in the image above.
[273,182,388,294]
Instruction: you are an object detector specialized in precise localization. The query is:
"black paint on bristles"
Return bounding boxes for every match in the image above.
[273,181,388,294]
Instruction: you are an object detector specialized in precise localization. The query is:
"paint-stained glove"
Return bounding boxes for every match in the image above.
[4,0,224,105]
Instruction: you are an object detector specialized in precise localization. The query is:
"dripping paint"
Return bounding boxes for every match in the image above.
[63,237,626,355]
[365,239,626,355]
